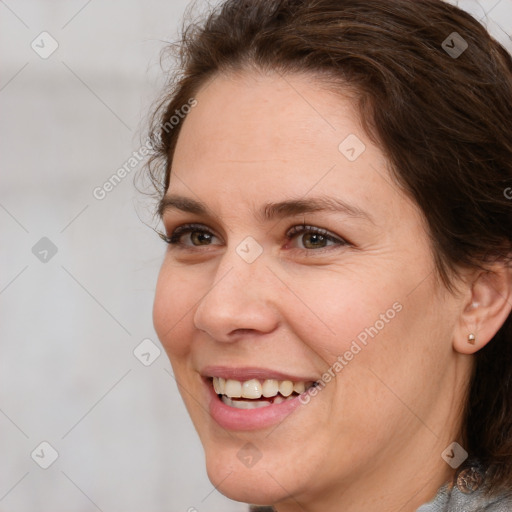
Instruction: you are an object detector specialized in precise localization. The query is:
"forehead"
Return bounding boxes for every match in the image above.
[167,71,412,229]
[173,71,362,169]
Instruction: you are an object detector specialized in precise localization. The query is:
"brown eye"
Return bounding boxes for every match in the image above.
[189,230,214,245]
[300,232,329,249]
[286,225,348,251]
[160,224,220,247]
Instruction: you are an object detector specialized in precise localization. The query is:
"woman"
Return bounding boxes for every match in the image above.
[145,0,512,510]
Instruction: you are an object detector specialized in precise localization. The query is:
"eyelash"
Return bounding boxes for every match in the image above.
[158,222,349,253]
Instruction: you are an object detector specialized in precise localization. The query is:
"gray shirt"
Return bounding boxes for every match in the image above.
[417,465,512,512]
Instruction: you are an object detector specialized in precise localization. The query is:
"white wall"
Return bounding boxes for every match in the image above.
[0,1,511,511]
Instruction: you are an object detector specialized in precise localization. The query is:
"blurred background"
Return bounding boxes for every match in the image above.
[0,0,511,511]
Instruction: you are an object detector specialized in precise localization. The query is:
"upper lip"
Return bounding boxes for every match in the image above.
[200,365,317,382]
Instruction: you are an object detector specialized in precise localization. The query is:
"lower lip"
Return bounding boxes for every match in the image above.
[204,378,307,431]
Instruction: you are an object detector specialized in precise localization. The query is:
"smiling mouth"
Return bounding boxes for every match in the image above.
[209,376,317,409]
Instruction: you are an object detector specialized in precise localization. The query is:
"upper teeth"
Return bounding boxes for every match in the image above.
[212,377,310,399]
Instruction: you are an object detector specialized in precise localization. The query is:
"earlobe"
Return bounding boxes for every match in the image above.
[453,264,512,355]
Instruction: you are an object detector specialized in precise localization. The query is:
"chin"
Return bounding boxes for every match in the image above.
[204,449,294,506]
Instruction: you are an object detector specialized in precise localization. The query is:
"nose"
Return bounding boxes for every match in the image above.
[192,243,280,342]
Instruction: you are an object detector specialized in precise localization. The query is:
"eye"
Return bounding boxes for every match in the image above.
[285,224,349,251]
[157,222,349,252]
[158,223,220,247]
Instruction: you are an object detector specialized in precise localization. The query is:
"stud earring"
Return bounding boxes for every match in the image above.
[468,333,476,345]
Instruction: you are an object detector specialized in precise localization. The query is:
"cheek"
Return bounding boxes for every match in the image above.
[284,269,401,363]
[153,262,196,359]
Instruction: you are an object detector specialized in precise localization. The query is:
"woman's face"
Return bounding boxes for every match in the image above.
[153,71,466,509]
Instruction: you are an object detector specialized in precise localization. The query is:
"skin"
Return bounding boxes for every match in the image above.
[153,70,512,512]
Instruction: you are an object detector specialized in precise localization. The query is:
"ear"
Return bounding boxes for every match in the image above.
[454,262,512,355]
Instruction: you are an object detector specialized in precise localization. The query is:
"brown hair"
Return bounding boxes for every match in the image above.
[145,0,512,495]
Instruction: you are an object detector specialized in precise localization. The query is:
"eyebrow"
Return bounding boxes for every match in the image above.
[158,194,374,224]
